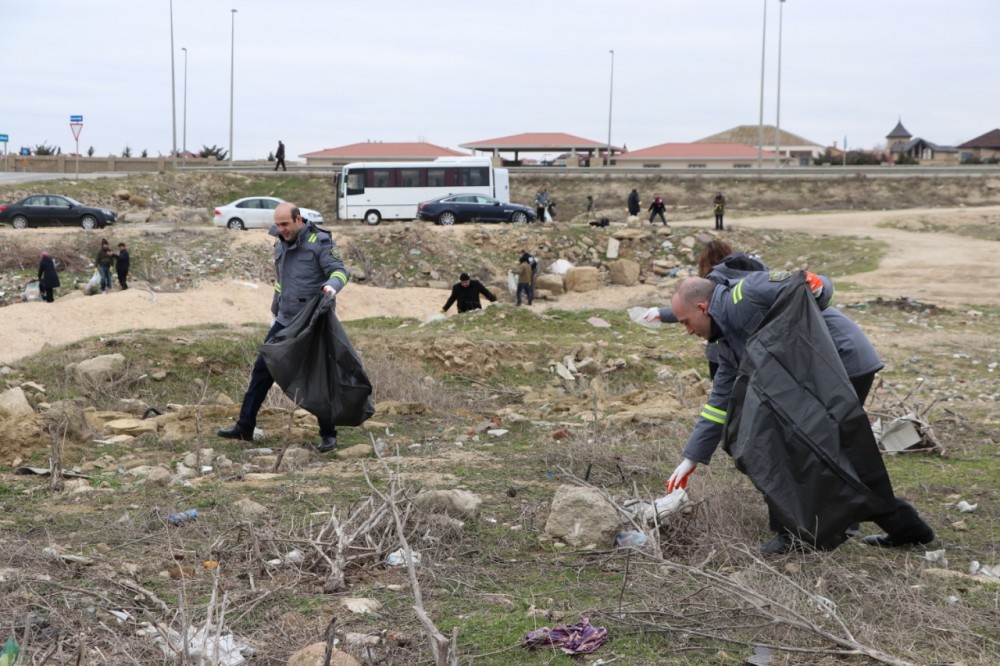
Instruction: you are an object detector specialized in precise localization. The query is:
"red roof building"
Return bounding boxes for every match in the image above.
[300,142,468,166]
[461,132,620,165]
[617,142,776,169]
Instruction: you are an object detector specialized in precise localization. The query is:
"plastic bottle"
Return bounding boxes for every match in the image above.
[615,530,648,549]
[167,509,198,526]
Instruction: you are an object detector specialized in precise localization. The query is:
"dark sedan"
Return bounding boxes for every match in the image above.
[417,194,536,226]
[0,195,116,229]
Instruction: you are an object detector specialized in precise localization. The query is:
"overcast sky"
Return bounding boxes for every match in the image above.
[3,1,997,161]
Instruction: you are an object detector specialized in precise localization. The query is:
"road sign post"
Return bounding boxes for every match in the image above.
[0,134,7,172]
[69,115,84,178]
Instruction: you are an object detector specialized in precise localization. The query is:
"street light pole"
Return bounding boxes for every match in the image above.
[169,0,178,171]
[774,0,786,168]
[182,47,188,166]
[756,0,767,170]
[229,8,237,167]
[606,49,615,166]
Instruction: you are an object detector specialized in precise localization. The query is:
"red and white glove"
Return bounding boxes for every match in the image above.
[666,458,697,493]
[322,285,337,297]
[642,307,661,323]
[804,271,824,299]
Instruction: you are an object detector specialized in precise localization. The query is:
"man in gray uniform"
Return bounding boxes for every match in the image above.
[218,202,350,453]
[666,271,934,554]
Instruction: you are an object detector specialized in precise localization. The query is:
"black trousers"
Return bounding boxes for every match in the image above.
[117,270,129,290]
[715,213,724,229]
[41,286,55,302]
[237,321,336,437]
[649,211,667,225]
[274,157,286,171]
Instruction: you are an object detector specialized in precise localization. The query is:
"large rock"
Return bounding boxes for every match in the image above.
[0,387,34,418]
[544,485,620,547]
[607,259,640,286]
[0,413,48,463]
[535,273,565,295]
[286,643,360,666]
[42,400,93,442]
[564,267,601,293]
[104,418,158,436]
[70,354,127,385]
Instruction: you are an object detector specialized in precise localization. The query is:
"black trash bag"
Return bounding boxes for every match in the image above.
[260,294,374,427]
[722,278,892,550]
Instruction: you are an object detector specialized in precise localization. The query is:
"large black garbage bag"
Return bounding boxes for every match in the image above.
[260,295,374,427]
[722,278,893,549]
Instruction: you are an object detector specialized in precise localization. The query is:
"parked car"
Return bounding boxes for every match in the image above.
[416,194,536,226]
[213,196,324,230]
[0,194,116,229]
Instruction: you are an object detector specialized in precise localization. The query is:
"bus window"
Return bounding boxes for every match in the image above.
[400,168,421,187]
[427,168,446,187]
[346,170,366,195]
[372,169,390,188]
[459,167,489,186]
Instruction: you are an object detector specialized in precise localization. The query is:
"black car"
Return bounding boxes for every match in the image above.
[0,194,116,229]
[416,194,536,226]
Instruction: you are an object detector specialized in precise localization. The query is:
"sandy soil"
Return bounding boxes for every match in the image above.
[3,205,997,365]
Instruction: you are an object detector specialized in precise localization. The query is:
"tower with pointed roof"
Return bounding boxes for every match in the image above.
[886,119,912,152]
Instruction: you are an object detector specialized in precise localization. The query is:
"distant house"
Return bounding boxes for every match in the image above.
[886,120,958,165]
[696,125,823,166]
[300,141,468,167]
[957,129,1000,163]
[615,142,775,169]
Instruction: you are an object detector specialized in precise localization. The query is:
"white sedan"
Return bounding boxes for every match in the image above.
[213,196,324,230]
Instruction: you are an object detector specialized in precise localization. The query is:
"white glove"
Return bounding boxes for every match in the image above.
[642,306,661,323]
[666,458,697,493]
[322,285,337,297]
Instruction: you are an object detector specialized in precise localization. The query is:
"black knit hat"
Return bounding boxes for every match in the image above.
[459,273,470,281]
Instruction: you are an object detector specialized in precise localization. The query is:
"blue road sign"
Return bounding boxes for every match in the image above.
[0,134,8,142]
[70,115,83,123]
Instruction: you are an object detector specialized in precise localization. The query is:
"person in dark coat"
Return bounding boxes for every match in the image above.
[648,196,668,226]
[441,273,497,313]
[274,140,286,171]
[627,188,641,216]
[713,192,726,230]
[38,252,60,303]
[114,242,130,290]
[665,273,934,555]
[95,239,114,293]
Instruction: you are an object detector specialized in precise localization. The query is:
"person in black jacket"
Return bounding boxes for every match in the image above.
[274,140,286,171]
[441,273,497,313]
[113,242,130,290]
[627,188,640,216]
[37,251,60,303]
[648,196,668,226]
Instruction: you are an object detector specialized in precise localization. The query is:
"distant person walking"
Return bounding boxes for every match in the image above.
[627,188,641,216]
[37,252,60,303]
[516,254,534,306]
[648,196,668,226]
[95,239,114,293]
[114,242,130,290]
[441,272,497,313]
[535,183,550,223]
[713,192,726,230]
[274,140,286,171]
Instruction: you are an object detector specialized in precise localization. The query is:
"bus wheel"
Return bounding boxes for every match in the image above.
[364,210,382,226]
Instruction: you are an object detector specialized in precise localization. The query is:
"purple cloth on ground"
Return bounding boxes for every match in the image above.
[522,617,608,654]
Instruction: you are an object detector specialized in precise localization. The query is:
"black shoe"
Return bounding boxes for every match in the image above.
[217,425,254,441]
[862,529,934,548]
[758,533,799,555]
[845,522,863,538]
[316,435,338,453]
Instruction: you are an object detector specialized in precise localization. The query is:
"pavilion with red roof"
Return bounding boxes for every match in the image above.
[460,132,621,166]
[300,141,468,167]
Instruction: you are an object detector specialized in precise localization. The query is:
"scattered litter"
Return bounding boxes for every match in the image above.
[139,622,252,665]
[0,636,19,665]
[624,489,692,526]
[231,280,259,289]
[970,561,1000,578]
[547,259,574,275]
[486,429,509,437]
[282,549,304,564]
[200,466,213,474]
[873,413,925,452]
[167,509,198,526]
[109,610,132,623]
[203,560,219,570]
[586,317,611,328]
[627,306,660,329]
[42,546,94,566]
[925,549,948,566]
[614,530,648,549]
[507,271,517,295]
[14,466,90,479]
[385,549,421,568]
[522,617,608,655]
[421,313,446,326]
[956,500,978,513]
[746,645,772,665]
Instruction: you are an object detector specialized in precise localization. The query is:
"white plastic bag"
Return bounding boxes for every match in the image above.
[85,270,101,295]
[628,306,661,329]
